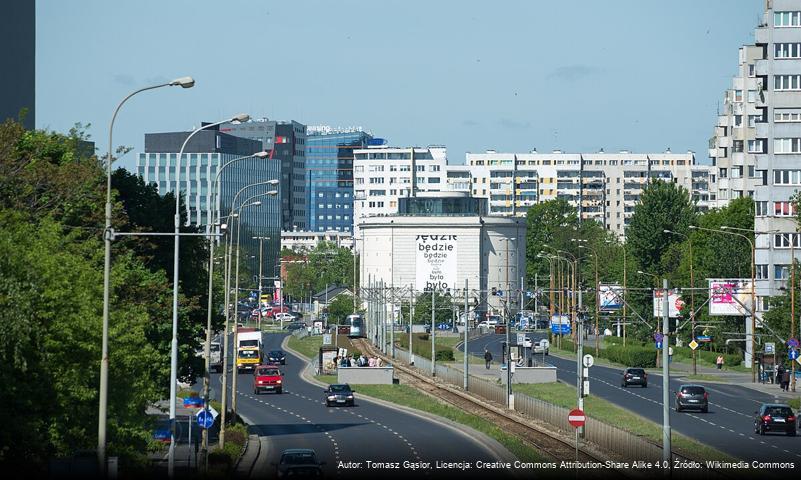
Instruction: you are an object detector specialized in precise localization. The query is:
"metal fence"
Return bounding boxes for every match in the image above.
[292,328,309,339]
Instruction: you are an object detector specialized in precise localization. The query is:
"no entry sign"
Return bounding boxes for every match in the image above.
[568,408,586,428]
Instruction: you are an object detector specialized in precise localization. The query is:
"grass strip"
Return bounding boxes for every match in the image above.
[513,382,737,462]
[349,383,548,463]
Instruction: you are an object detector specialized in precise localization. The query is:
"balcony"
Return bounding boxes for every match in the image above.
[718,137,732,148]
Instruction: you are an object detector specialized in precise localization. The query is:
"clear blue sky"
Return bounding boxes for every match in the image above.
[37,0,765,171]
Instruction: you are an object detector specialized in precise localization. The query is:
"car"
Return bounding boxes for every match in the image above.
[675,384,708,413]
[273,448,324,478]
[253,365,283,394]
[754,403,797,436]
[285,322,306,331]
[621,368,648,388]
[275,312,297,322]
[267,350,287,365]
[533,338,549,355]
[324,384,355,407]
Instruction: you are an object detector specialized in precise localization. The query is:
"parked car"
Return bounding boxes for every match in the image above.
[273,448,324,478]
[754,403,797,436]
[253,365,283,395]
[275,312,297,323]
[324,384,355,407]
[267,350,287,365]
[285,322,306,331]
[621,368,648,388]
[532,338,549,355]
[675,384,708,413]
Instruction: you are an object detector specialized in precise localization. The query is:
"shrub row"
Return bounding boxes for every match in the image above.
[398,333,455,361]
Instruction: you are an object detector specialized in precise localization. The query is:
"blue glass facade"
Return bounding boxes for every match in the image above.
[306,131,373,233]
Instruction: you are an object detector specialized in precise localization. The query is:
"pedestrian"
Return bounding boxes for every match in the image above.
[368,356,376,368]
[484,348,493,369]
[715,355,724,370]
[376,357,384,367]
[781,368,791,392]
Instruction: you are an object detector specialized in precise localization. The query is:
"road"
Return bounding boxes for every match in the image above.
[463,333,800,467]
[208,332,517,479]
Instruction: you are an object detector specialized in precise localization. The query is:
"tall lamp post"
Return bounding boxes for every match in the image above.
[99,76,194,474]
[253,236,271,330]
[664,229,695,375]
[690,225,756,382]
[558,249,578,346]
[578,244,600,357]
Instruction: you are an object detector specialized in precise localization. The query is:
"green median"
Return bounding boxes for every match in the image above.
[513,382,737,462]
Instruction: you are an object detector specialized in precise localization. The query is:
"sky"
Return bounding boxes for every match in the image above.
[37,0,766,172]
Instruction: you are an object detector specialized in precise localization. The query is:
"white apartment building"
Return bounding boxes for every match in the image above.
[446,150,711,238]
[281,230,354,252]
[352,145,447,244]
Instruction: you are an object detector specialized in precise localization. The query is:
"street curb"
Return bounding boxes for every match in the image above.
[281,336,519,466]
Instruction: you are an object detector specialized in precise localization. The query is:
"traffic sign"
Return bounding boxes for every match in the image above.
[696,335,712,343]
[654,332,664,343]
[322,334,332,346]
[688,340,699,351]
[788,338,800,348]
[568,408,586,428]
[790,349,799,361]
[765,342,775,354]
[517,333,526,345]
[196,410,214,429]
[183,396,203,408]
[582,354,594,368]
[656,341,663,350]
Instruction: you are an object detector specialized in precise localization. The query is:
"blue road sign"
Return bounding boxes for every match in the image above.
[790,349,799,361]
[197,410,214,429]
[526,291,534,298]
[654,333,664,343]
[183,396,203,408]
[788,338,800,348]
[497,290,504,297]
[656,341,663,350]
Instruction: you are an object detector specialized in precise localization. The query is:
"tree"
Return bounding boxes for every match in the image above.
[400,291,454,325]
[282,242,356,300]
[326,294,357,324]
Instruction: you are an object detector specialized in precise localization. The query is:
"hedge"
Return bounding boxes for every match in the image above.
[557,337,655,367]
[397,333,455,361]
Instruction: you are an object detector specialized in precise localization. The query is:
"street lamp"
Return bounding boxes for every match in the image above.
[606,239,628,345]
[578,244,600,357]
[690,225,756,382]
[99,76,193,473]
[664,229,696,375]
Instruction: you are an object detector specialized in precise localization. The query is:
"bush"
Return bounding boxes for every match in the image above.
[723,354,742,367]
[435,349,455,361]
[603,345,657,368]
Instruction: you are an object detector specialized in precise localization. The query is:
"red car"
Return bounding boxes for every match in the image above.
[253,365,283,394]
[263,305,290,318]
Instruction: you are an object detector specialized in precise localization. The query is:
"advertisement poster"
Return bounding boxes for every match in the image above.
[550,314,571,335]
[415,234,457,292]
[599,284,624,311]
[653,289,684,318]
[709,279,753,316]
[320,348,338,375]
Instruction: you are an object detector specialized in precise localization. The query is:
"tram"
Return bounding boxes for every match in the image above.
[345,314,364,338]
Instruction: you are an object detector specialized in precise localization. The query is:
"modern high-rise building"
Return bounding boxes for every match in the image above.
[305,126,375,234]
[136,124,281,275]
[352,145,448,244]
[1,1,34,129]
[447,150,711,238]
[221,119,307,231]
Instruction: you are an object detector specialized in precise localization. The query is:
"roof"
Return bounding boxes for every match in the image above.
[312,285,352,302]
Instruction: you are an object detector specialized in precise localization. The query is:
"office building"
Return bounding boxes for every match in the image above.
[353,145,448,243]
[281,230,354,252]
[221,119,307,231]
[1,2,34,129]
[447,150,711,239]
[306,126,375,233]
[136,124,280,275]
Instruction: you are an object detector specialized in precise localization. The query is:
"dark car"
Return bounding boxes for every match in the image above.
[273,448,324,478]
[324,384,355,407]
[285,322,306,331]
[754,404,797,436]
[621,368,648,388]
[267,350,287,365]
[675,384,708,413]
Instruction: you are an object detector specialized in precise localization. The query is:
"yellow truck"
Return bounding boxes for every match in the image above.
[236,329,262,373]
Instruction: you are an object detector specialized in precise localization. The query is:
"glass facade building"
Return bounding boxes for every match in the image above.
[306,129,373,233]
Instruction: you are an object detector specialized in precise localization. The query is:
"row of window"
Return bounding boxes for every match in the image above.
[316,215,350,221]
[755,201,796,216]
[775,11,801,27]
[316,203,351,210]
[775,42,801,58]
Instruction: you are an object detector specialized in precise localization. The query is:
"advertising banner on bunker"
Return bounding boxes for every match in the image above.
[415,234,457,292]
[599,284,624,311]
[709,279,753,316]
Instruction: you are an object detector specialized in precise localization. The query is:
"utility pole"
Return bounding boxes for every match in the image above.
[506,297,513,409]
[792,238,796,392]
[662,278,672,469]
[409,285,415,365]
[431,288,436,376]
[576,288,584,438]
[464,279,469,390]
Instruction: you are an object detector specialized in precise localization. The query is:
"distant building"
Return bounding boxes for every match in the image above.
[306,126,375,233]
[446,150,711,239]
[1,1,34,129]
[220,119,307,231]
[136,124,280,275]
[281,230,354,252]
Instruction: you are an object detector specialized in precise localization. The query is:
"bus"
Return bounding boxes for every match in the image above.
[345,314,364,338]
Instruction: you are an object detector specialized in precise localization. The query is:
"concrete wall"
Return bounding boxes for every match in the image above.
[499,366,557,384]
[337,367,394,384]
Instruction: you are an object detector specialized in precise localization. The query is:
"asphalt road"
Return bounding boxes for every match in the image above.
[464,333,801,467]
[209,332,517,479]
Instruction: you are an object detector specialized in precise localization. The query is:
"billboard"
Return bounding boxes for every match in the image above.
[599,284,624,311]
[550,314,571,335]
[653,289,684,318]
[415,234,457,292]
[709,279,753,316]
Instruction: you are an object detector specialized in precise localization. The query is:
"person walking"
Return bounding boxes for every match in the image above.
[484,348,493,369]
[781,368,791,392]
[715,355,724,370]
[776,364,785,387]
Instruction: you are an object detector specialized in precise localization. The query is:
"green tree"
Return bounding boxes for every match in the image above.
[400,291,455,325]
[326,293,357,324]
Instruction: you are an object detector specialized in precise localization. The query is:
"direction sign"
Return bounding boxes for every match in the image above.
[688,340,699,351]
[183,396,203,408]
[197,410,214,429]
[656,341,663,350]
[790,349,799,361]
[765,342,775,354]
[517,333,526,345]
[788,338,800,349]
[568,408,586,428]
[582,354,594,368]
[696,335,712,343]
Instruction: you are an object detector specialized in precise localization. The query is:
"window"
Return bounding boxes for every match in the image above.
[368,164,384,172]
[775,43,801,58]
[429,165,440,172]
[747,139,766,153]
[775,11,801,27]
[731,166,742,178]
[749,64,755,76]
[389,165,397,171]
[775,111,801,122]
[774,201,796,216]
[429,177,441,184]
[756,201,769,216]
[773,170,801,185]
[775,265,790,280]
[747,90,757,103]
[368,177,385,184]
[734,90,743,102]
[354,165,364,172]
[748,115,761,127]
[775,138,801,154]
[733,140,744,152]
[774,233,801,248]
[719,168,727,178]
[756,264,769,280]
[734,115,743,127]
[774,75,801,91]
